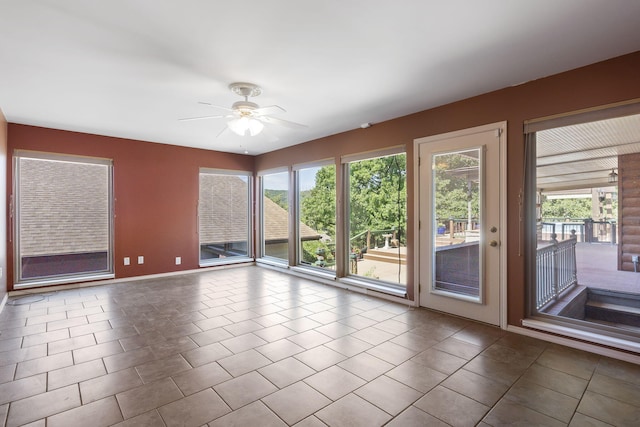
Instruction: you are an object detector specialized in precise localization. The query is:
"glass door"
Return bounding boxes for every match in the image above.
[417,123,504,325]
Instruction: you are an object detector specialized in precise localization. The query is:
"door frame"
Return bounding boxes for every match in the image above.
[412,121,508,329]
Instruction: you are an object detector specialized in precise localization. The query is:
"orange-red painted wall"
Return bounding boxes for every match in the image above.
[256,51,640,326]
[6,125,254,290]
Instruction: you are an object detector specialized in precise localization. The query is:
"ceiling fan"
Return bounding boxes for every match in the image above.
[180,82,307,137]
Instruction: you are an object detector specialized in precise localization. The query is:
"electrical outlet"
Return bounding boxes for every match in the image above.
[138,256,144,264]
[124,257,130,266]
[633,255,639,263]
[175,257,181,265]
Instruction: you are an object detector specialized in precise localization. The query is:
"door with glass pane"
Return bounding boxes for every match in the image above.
[417,123,504,325]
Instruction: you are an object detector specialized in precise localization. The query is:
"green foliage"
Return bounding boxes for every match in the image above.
[363,266,379,279]
[348,154,407,238]
[301,167,336,236]
[434,152,479,222]
[542,198,592,220]
[264,189,288,209]
[301,240,335,265]
[298,154,407,245]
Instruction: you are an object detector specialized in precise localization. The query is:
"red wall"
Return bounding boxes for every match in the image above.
[6,126,254,290]
[256,51,640,326]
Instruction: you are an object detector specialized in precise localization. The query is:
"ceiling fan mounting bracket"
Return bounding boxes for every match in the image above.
[229,82,262,98]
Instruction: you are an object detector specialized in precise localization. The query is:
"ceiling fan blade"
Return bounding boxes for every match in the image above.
[252,105,286,116]
[216,125,229,138]
[258,115,308,129]
[179,114,226,121]
[198,101,233,112]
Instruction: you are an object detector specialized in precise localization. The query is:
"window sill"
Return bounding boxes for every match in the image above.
[14,272,116,290]
[199,257,254,268]
[290,265,336,281]
[256,258,289,269]
[521,317,640,354]
[338,277,407,298]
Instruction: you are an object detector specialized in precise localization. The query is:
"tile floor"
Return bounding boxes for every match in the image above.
[1,266,639,426]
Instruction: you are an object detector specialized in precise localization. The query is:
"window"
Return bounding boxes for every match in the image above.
[524,101,640,347]
[199,169,252,265]
[14,151,114,286]
[260,170,290,263]
[296,162,336,273]
[432,148,481,298]
[343,149,407,290]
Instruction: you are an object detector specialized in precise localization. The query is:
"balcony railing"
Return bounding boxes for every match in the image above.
[436,218,480,245]
[539,219,616,244]
[536,232,578,310]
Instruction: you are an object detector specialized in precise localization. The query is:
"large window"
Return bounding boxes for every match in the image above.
[344,150,407,290]
[524,102,640,347]
[260,170,290,263]
[199,169,252,265]
[14,151,114,286]
[296,162,336,273]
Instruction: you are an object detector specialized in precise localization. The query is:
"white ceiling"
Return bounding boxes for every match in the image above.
[537,114,640,191]
[1,1,639,155]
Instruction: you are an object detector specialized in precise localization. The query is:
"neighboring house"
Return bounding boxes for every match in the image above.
[19,158,109,257]
[262,195,321,260]
[199,174,320,259]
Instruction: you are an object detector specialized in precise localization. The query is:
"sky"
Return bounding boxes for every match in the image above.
[263,166,321,191]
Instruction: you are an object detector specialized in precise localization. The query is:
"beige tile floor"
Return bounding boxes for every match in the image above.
[1,266,639,426]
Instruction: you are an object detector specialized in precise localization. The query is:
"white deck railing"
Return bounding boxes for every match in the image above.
[536,232,578,310]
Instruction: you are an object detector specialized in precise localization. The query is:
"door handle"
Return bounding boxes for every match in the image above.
[490,240,499,247]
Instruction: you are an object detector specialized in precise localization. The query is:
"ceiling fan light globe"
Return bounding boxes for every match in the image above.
[228,117,248,136]
[227,117,264,136]
[248,119,264,136]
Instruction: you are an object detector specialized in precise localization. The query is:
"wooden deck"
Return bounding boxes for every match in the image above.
[576,242,640,293]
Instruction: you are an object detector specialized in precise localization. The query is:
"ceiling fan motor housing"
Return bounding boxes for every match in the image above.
[232,100,259,114]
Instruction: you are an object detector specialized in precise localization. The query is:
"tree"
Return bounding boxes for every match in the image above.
[299,154,407,247]
[541,198,592,220]
[433,152,479,223]
[264,189,288,209]
[301,166,336,236]
[348,154,406,237]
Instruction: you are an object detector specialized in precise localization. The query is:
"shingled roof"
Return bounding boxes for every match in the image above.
[263,196,320,242]
[19,158,110,257]
[199,174,320,245]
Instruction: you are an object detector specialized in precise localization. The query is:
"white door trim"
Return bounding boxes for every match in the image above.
[412,121,508,329]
